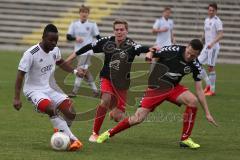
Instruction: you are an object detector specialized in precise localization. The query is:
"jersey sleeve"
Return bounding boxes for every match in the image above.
[67,21,74,35]
[192,60,202,81]
[18,52,33,73]
[153,19,160,29]
[170,19,174,30]
[153,45,180,58]
[92,22,100,36]
[75,37,108,55]
[215,18,223,31]
[132,44,149,56]
[55,48,61,62]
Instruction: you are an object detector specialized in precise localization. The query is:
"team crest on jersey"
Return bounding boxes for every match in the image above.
[184,66,191,74]
[109,60,120,70]
[86,27,90,31]
[119,51,126,59]
[39,58,43,63]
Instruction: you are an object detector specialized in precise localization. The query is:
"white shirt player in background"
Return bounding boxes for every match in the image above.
[13,24,83,151]
[198,3,223,96]
[151,7,176,70]
[66,5,101,98]
[152,7,175,48]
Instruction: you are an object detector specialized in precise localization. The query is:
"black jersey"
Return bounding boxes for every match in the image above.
[75,36,149,89]
[150,45,202,88]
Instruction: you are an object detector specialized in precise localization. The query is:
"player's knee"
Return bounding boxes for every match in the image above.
[130,114,145,125]
[58,99,76,121]
[38,99,55,116]
[208,66,214,72]
[187,96,198,107]
[100,94,112,108]
[110,109,125,122]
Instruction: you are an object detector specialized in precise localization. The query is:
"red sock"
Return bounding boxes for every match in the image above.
[109,118,130,137]
[181,106,198,141]
[93,105,107,135]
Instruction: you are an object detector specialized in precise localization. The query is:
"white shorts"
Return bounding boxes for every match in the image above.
[24,88,68,112]
[77,50,94,69]
[198,45,220,66]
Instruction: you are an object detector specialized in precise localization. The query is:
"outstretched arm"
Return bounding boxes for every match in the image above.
[13,70,25,111]
[195,81,218,126]
[56,59,86,78]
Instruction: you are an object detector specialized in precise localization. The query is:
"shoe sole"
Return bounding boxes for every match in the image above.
[179,142,200,149]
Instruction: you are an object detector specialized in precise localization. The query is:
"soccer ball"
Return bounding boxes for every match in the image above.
[50,132,70,151]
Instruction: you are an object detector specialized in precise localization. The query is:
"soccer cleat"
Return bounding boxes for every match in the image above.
[96,131,110,143]
[203,85,210,93]
[68,92,77,98]
[69,140,83,151]
[204,90,216,96]
[89,132,99,142]
[180,138,200,149]
[93,91,100,98]
[53,128,59,133]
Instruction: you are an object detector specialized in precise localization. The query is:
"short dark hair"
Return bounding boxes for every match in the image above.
[189,39,203,53]
[163,7,171,12]
[208,3,218,10]
[113,19,128,31]
[43,24,58,37]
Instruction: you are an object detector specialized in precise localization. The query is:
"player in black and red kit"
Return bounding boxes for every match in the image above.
[97,39,218,149]
[65,19,152,142]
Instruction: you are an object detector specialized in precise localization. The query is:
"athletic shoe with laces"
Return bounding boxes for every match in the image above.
[68,140,83,151]
[204,90,216,96]
[96,130,110,143]
[68,92,77,98]
[180,138,200,149]
[89,132,99,142]
[204,85,210,93]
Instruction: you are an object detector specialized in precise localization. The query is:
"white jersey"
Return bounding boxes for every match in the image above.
[67,20,100,51]
[204,15,223,47]
[153,17,174,48]
[18,44,61,94]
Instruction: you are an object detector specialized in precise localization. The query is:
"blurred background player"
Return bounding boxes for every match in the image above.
[66,5,101,97]
[152,7,175,48]
[66,19,151,142]
[198,3,223,96]
[97,39,218,149]
[13,24,82,151]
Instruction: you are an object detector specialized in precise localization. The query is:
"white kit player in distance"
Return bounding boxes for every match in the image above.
[66,5,101,98]
[152,7,175,48]
[13,24,83,151]
[198,3,223,96]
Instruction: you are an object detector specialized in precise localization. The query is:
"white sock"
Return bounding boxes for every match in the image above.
[72,77,83,94]
[209,71,216,92]
[50,116,78,141]
[89,82,98,92]
[201,68,211,86]
[87,72,98,92]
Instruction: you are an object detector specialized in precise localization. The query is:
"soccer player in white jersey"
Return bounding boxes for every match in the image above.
[152,7,175,48]
[66,5,101,97]
[198,3,223,96]
[13,24,83,151]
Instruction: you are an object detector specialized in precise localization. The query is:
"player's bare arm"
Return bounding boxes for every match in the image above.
[208,30,223,49]
[56,59,85,77]
[13,70,25,110]
[65,52,77,64]
[194,81,218,126]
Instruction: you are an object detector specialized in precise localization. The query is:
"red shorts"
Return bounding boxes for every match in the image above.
[140,84,188,111]
[100,78,127,112]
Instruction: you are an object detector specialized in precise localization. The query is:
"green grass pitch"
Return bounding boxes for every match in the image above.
[0,51,239,160]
